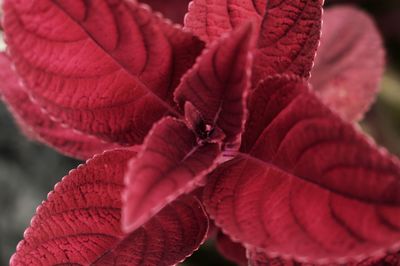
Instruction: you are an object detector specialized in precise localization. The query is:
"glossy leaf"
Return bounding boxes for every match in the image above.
[204,75,400,263]
[310,6,385,122]
[10,149,209,266]
[3,0,203,144]
[253,0,323,83]
[216,230,247,266]
[123,117,221,233]
[175,23,255,145]
[0,53,119,160]
[185,0,267,43]
[140,0,191,23]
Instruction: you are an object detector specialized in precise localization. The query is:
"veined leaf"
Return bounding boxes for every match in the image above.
[204,75,400,263]
[0,53,119,160]
[175,23,255,145]
[122,117,221,233]
[3,0,203,144]
[11,149,209,266]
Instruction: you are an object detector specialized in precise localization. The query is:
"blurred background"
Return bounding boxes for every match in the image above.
[0,0,400,265]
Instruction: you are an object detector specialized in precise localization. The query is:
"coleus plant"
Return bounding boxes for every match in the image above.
[0,0,398,265]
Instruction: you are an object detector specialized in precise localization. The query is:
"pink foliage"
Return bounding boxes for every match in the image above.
[0,0,397,265]
[10,149,209,265]
[311,6,385,122]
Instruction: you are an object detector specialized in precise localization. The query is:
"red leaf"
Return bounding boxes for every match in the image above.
[3,0,203,144]
[184,0,267,43]
[216,230,248,266]
[248,250,294,266]
[248,249,400,266]
[140,0,191,23]
[10,149,209,266]
[0,53,119,160]
[358,253,400,266]
[123,117,221,233]
[253,0,323,83]
[310,6,385,122]
[175,23,255,145]
[204,75,400,263]
[185,0,322,83]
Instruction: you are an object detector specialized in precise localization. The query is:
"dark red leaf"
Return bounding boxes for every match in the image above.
[174,23,255,145]
[140,0,191,23]
[204,75,400,263]
[253,0,323,83]
[248,250,294,266]
[310,6,385,122]
[184,0,267,43]
[0,53,119,160]
[216,230,247,266]
[3,0,203,144]
[184,0,322,84]
[248,249,400,266]
[123,117,221,233]
[10,149,209,266]
[358,253,400,266]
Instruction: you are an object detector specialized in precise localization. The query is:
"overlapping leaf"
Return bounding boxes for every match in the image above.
[253,0,323,82]
[310,6,385,122]
[175,23,255,145]
[0,53,118,160]
[185,0,267,43]
[216,230,247,266]
[248,250,295,266]
[248,249,400,266]
[204,75,400,263]
[3,0,203,144]
[185,0,323,85]
[11,149,209,266]
[140,0,191,23]
[123,117,221,233]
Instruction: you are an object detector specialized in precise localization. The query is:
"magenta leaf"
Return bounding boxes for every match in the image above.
[310,6,385,122]
[204,75,400,263]
[216,230,247,266]
[0,53,119,160]
[3,0,203,144]
[184,0,267,43]
[122,117,221,233]
[175,23,255,145]
[253,0,323,83]
[140,0,191,23]
[10,149,208,266]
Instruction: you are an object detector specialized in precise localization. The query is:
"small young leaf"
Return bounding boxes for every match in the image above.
[310,6,385,122]
[175,23,255,145]
[123,117,221,233]
[10,149,209,266]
